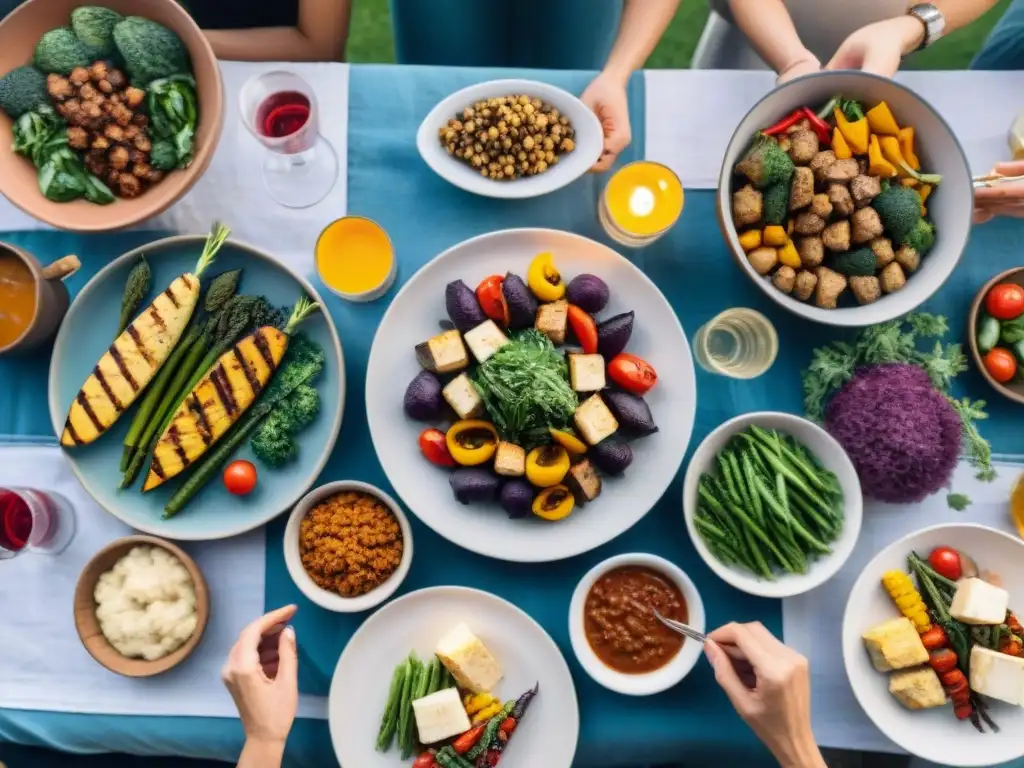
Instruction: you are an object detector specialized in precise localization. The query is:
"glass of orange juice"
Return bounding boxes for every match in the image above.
[315,216,397,302]
[599,161,684,247]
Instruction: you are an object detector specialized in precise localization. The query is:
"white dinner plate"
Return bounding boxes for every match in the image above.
[365,228,697,562]
[842,523,1024,766]
[328,586,579,768]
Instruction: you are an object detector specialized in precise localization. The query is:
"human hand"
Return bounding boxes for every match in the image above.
[974,160,1024,224]
[826,16,925,78]
[705,622,825,768]
[222,605,299,750]
[581,71,632,173]
[777,52,821,85]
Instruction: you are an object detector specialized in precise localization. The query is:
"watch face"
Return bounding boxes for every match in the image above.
[912,3,945,47]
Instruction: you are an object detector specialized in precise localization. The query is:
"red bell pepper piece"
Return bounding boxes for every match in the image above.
[762,108,805,136]
[566,305,598,354]
[452,723,487,755]
[801,107,832,144]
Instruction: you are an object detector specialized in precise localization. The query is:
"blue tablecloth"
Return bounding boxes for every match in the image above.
[2,64,1023,768]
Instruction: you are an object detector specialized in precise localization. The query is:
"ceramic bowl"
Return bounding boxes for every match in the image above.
[0,0,224,231]
[416,78,603,199]
[569,553,705,696]
[74,534,209,677]
[968,267,1024,405]
[283,480,414,613]
[718,71,972,327]
[682,412,863,598]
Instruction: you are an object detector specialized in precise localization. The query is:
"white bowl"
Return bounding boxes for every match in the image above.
[568,553,706,696]
[843,523,1024,766]
[682,412,863,598]
[718,71,973,327]
[283,480,413,613]
[417,78,604,199]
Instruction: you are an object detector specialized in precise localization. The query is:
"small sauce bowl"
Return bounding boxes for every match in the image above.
[569,553,705,696]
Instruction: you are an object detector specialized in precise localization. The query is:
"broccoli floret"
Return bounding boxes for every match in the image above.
[735,135,795,189]
[285,384,321,430]
[251,414,298,468]
[901,218,936,253]
[113,16,189,85]
[150,139,178,171]
[831,247,877,277]
[0,66,49,119]
[34,28,93,75]
[71,7,123,59]
[872,185,922,243]
[762,181,789,225]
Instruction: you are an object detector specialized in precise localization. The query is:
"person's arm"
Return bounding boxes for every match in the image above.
[237,738,286,768]
[204,0,352,62]
[728,0,820,81]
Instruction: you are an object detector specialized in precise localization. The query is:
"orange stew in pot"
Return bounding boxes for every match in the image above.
[583,565,687,674]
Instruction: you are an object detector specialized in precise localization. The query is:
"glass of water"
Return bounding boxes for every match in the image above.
[692,308,778,379]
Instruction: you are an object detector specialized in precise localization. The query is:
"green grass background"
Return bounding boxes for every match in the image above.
[347,0,1012,68]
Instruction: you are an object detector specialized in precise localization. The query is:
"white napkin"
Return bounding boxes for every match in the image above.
[783,459,1024,753]
[645,70,1024,190]
[0,443,326,720]
[0,61,350,276]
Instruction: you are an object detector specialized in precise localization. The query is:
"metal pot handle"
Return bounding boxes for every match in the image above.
[40,254,81,281]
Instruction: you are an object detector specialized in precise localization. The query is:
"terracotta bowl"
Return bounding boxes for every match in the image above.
[74,534,210,677]
[968,267,1024,405]
[0,0,224,231]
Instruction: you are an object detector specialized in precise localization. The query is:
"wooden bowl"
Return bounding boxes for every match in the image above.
[0,0,224,232]
[968,267,1024,405]
[74,534,210,677]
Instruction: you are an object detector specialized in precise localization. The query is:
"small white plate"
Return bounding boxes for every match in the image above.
[569,553,705,696]
[682,412,863,598]
[328,586,579,767]
[843,523,1024,767]
[417,78,603,199]
[283,480,413,613]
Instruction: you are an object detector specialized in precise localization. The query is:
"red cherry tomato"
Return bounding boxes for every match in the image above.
[920,625,949,651]
[928,546,963,581]
[984,347,1018,383]
[419,428,456,467]
[566,305,598,354]
[928,648,957,674]
[608,353,658,395]
[412,753,438,768]
[223,460,258,495]
[476,275,509,325]
[985,283,1024,321]
[953,702,974,720]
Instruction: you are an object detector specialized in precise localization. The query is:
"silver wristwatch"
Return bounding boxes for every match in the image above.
[908,3,946,51]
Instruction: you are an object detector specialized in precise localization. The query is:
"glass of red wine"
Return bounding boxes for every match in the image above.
[239,71,338,209]
[0,487,76,560]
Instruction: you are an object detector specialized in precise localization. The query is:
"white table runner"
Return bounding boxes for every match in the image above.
[645,70,1024,190]
[0,444,327,720]
[783,459,1024,754]
[0,61,350,275]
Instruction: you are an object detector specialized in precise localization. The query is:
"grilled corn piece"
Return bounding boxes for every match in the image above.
[142,326,288,491]
[882,570,932,633]
[463,692,498,716]
[471,701,504,724]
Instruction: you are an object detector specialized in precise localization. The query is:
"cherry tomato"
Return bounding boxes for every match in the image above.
[412,752,438,768]
[985,282,1024,321]
[984,347,1018,383]
[941,669,967,688]
[499,716,517,735]
[953,702,974,720]
[929,648,957,674]
[607,353,658,395]
[920,625,949,651]
[419,428,456,467]
[566,305,598,354]
[928,546,962,581]
[223,460,257,495]
[476,275,509,325]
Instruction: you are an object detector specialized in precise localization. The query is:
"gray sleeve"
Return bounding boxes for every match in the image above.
[707,0,734,23]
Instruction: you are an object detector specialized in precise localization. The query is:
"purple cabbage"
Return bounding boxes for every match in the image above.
[824,363,961,504]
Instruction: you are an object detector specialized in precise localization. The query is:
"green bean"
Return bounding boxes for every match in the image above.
[402,659,431,759]
[751,425,833,493]
[750,471,830,555]
[698,481,744,542]
[376,661,407,751]
[726,451,753,515]
[717,454,742,505]
[756,445,834,514]
[741,450,765,526]
[788,489,838,538]
[721,495,796,573]
[742,527,773,579]
[396,656,419,758]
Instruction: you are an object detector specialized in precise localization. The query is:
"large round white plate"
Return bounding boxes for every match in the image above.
[843,523,1024,767]
[329,586,579,768]
[366,228,697,562]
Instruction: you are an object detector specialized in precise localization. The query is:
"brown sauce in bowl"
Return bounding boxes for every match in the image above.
[583,565,687,674]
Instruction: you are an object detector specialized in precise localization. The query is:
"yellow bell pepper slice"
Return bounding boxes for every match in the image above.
[868,135,897,178]
[777,239,801,268]
[763,225,787,247]
[831,128,852,160]
[918,183,933,215]
[879,136,909,177]
[549,428,588,455]
[898,126,920,170]
[525,445,570,487]
[532,485,575,521]
[866,101,900,136]
[901,178,919,188]
[446,420,499,466]
[526,252,566,302]
[834,108,869,155]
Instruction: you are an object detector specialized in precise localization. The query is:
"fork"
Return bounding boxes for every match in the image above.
[653,609,709,644]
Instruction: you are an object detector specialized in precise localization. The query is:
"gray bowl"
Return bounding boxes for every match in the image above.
[717,71,973,327]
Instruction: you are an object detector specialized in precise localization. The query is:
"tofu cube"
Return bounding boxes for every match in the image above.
[862,617,929,672]
[565,458,602,504]
[463,320,509,364]
[415,330,468,374]
[435,623,503,694]
[970,646,1024,706]
[573,394,618,446]
[950,578,1009,625]
[412,688,472,744]
[494,441,526,477]
[568,353,606,392]
[442,373,483,420]
[889,667,946,710]
[535,300,569,345]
